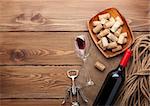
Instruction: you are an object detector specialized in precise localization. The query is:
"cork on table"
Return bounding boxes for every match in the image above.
[0,0,150,106]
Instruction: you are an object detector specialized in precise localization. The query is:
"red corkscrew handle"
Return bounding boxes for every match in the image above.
[120,49,132,67]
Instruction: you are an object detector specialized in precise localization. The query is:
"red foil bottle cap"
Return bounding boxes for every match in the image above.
[120,49,132,67]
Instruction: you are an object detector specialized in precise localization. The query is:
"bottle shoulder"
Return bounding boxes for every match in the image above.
[108,67,125,78]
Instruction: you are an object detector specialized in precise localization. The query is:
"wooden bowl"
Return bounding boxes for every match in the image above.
[87,8,134,58]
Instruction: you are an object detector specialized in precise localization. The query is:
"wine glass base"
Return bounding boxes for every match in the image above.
[86,80,94,86]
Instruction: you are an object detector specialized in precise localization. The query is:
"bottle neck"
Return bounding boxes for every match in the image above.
[119,49,132,68]
[116,65,125,72]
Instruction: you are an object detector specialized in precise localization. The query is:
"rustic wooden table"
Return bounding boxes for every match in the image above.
[0,0,150,106]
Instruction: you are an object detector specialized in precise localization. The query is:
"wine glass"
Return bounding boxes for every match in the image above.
[74,34,94,86]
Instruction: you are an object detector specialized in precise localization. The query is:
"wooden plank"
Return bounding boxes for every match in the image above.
[0,0,149,31]
[0,99,87,106]
[0,66,80,98]
[0,32,149,65]
[0,32,82,65]
[0,99,64,106]
[0,99,93,106]
[0,65,97,105]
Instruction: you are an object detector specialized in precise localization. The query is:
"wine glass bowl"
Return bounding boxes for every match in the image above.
[74,35,91,59]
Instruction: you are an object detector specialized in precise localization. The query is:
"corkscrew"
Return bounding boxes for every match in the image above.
[61,86,88,106]
[62,69,88,106]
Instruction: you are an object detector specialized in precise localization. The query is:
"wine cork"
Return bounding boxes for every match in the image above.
[97,29,110,38]
[114,27,122,37]
[95,61,106,71]
[104,17,115,28]
[123,38,127,44]
[110,16,115,22]
[97,40,106,50]
[108,38,113,43]
[120,32,128,37]
[118,34,125,44]
[101,37,109,47]
[93,21,101,26]
[112,45,122,52]
[107,42,118,49]
[115,16,124,25]
[107,33,118,42]
[111,21,121,32]
[93,24,103,34]
[98,13,110,20]
[100,18,108,25]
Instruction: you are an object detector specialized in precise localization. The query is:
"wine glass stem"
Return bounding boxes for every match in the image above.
[83,57,92,82]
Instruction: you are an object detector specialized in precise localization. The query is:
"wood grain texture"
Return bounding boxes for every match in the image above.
[0,0,150,105]
[0,66,80,99]
[0,0,149,31]
[0,32,149,106]
[0,99,64,106]
[0,32,148,65]
[0,32,82,65]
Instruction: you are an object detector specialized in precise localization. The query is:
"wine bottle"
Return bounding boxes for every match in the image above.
[93,49,132,106]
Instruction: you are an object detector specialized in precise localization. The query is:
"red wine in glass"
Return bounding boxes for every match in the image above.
[76,37,86,49]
